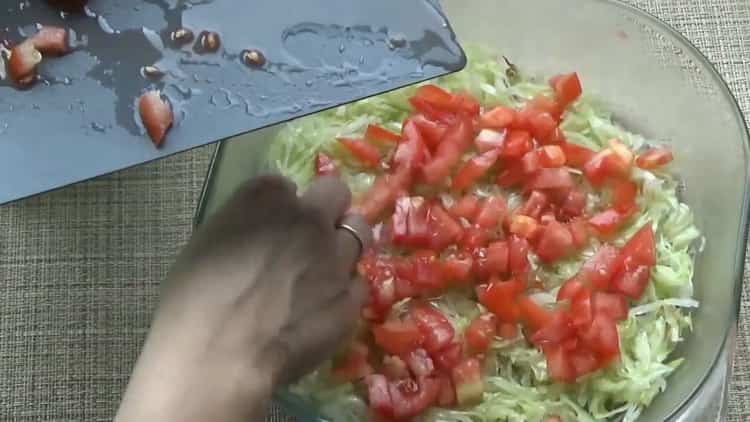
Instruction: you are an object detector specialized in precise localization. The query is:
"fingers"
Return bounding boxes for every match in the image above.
[336,213,373,275]
[300,176,352,224]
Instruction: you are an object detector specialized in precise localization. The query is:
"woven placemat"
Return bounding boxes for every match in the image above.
[0,1,748,421]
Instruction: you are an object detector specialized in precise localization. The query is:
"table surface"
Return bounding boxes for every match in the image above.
[1,0,748,421]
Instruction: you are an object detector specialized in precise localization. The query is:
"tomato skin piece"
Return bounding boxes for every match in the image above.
[544,345,576,384]
[508,235,530,275]
[441,252,474,285]
[518,190,549,220]
[404,348,435,377]
[410,304,456,353]
[480,106,516,129]
[354,167,412,224]
[338,137,381,168]
[473,241,510,279]
[388,377,441,420]
[560,190,586,220]
[535,221,575,263]
[8,41,42,87]
[476,279,524,322]
[408,114,447,150]
[636,147,673,170]
[373,320,425,355]
[591,292,629,321]
[589,208,632,237]
[367,124,402,144]
[500,130,533,158]
[509,215,541,240]
[436,374,456,407]
[449,195,480,221]
[433,342,462,371]
[428,203,465,251]
[549,72,583,108]
[557,277,587,303]
[528,111,559,145]
[391,197,431,249]
[529,310,575,347]
[567,218,590,248]
[496,160,525,188]
[413,84,454,109]
[498,322,519,339]
[475,196,508,229]
[460,226,491,251]
[617,224,656,272]
[569,347,600,378]
[525,168,575,192]
[521,149,541,175]
[474,129,506,152]
[611,179,638,213]
[570,289,593,328]
[611,265,651,300]
[452,358,484,405]
[577,245,619,290]
[452,149,500,191]
[314,152,338,176]
[392,120,430,172]
[583,148,631,186]
[421,117,475,185]
[465,314,497,353]
[538,145,566,168]
[579,314,620,361]
[563,143,596,169]
[517,296,553,332]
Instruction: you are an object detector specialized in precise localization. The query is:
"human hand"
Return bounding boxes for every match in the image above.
[115,175,372,422]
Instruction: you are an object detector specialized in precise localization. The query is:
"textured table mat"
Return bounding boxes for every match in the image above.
[1,1,748,421]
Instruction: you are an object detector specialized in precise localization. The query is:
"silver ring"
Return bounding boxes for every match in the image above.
[336,222,365,258]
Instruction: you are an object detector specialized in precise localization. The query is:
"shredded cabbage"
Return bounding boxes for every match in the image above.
[267,46,701,422]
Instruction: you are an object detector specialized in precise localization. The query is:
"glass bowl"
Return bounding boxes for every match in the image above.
[194,0,750,420]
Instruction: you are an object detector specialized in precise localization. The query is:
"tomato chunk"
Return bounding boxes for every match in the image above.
[389,377,441,420]
[525,168,575,191]
[452,149,500,191]
[383,355,410,380]
[410,304,455,353]
[465,314,497,353]
[428,203,465,251]
[508,235,530,275]
[441,252,474,285]
[496,160,525,188]
[367,124,402,144]
[578,245,619,290]
[518,191,549,220]
[373,320,425,355]
[480,106,516,129]
[314,152,338,176]
[433,342,462,371]
[591,292,629,321]
[535,221,574,263]
[436,374,456,407]
[366,375,394,417]
[475,196,508,228]
[476,279,524,322]
[452,358,483,405]
[611,179,638,213]
[549,73,582,109]
[589,208,632,237]
[529,310,575,347]
[544,345,576,383]
[393,120,430,171]
[557,277,587,302]
[579,314,620,361]
[421,117,474,185]
[563,143,595,169]
[636,147,673,170]
[611,265,651,300]
[517,296,552,332]
[391,197,431,249]
[498,322,519,339]
[404,348,435,377]
[474,129,506,152]
[338,137,381,168]
[509,215,541,240]
[354,168,412,224]
[409,114,447,150]
[449,195,480,221]
[500,130,533,158]
[617,224,656,272]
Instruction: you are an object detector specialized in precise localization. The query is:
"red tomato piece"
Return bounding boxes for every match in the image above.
[389,377,441,420]
[525,168,575,191]
[560,190,586,220]
[583,148,631,186]
[589,208,632,237]
[369,275,397,311]
[567,218,590,248]
[473,241,510,279]
[433,342,462,371]
[465,314,497,353]
[476,279,524,322]
[410,304,456,353]
[449,195,481,221]
[395,276,419,300]
[592,292,629,321]
[474,129,507,153]
[517,296,553,332]
[138,91,174,147]
[509,215,541,240]
[518,190,549,220]
[557,277,587,303]
[30,26,69,56]
[527,95,562,120]
[391,197,431,248]
[498,322,519,339]
[636,147,674,170]
[535,221,575,263]
[452,358,484,405]
[475,196,508,228]
[544,345,576,384]
[392,120,430,172]
[441,252,474,285]
[500,130,533,158]
[338,137,381,168]
[508,235,530,275]
[333,341,373,382]
[611,265,651,300]
[421,117,475,185]
[578,245,620,290]
[436,374,456,407]
[538,145,566,167]
[366,124,402,144]
[408,114,447,151]
[528,112,559,145]
[611,179,638,213]
[354,167,413,224]
[563,143,596,169]
[570,289,593,328]
[460,226,492,250]
[480,106,516,129]
[617,224,657,272]
[314,152,338,176]
[452,149,500,191]
[496,160,525,188]
[569,347,600,378]
[579,314,620,361]
[521,149,541,175]
[366,374,394,417]
[410,252,447,291]
[413,85,454,109]
[529,309,575,347]
[405,348,435,377]
[373,320,425,355]
[549,72,582,109]
[428,203,465,251]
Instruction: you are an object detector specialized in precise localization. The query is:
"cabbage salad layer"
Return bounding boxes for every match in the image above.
[266,46,702,422]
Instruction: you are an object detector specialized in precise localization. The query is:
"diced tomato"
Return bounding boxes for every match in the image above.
[498,322,519,339]
[412,85,480,117]
[616,224,656,272]
[366,374,393,417]
[496,160,525,188]
[391,197,431,248]
[570,289,593,328]
[354,167,413,224]
[563,143,596,169]
[611,179,638,213]
[465,314,497,353]
[475,196,508,228]
[480,106,516,129]
[393,120,430,172]
[452,149,500,191]
[557,277,587,303]
[410,304,455,353]
[476,279,524,322]
[527,95,562,120]
[591,292,628,321]
[383,355,410,380]
[428,203,465,251]
[549,73,582,109]
[567,218,590,248]
[449,195,480,221]
[560,190,586,220]
[338,137,381,168]
[474,129,506,153]
[535,221,574,263]
[538,145,566,167]
[433,342,462,371]
[421,117,475,185]
[588,208,632,237]
[569,347,600,377]
[517,296,553,332]
[436,374,456,407]
[509,215,541,240]
[367,124,402,144]
[441,252,474,285]
[583,148,631,186]
[500,130,533,158]
[333,341,373,382]
[389,377,441,420]
[525,168,575,191]
[544,345,576,383]
[578,245,619,290]
[518,190,549,220]
[409,114,447,150]
[521,149,541,174]
[508,235,530,274]
[452,92,481,116]
[410,252,447,291]
[528,112,559,145]
[473,241,510,279]
[579,314,620,361]
[529,309,575,347]
[314,152,338,176]
[369,274,397,311]
[608,139,634,168]
[610,265,651,300]
[373,320,425,355]
[460,226,491,250]
[404,348,435,377]
[8,41,42,86]
[413,85,454,109]
[452,358,484,405]
[395,276,419,300]
[636,147,673,170]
